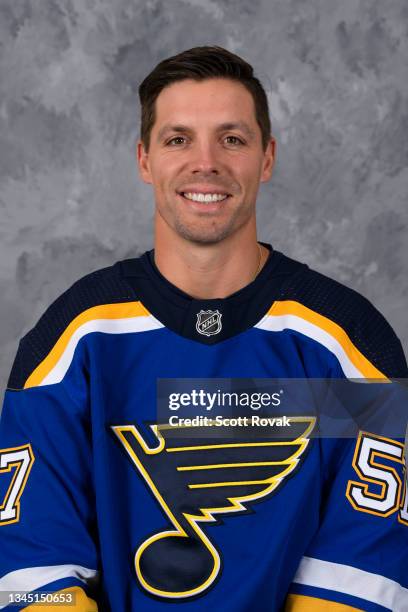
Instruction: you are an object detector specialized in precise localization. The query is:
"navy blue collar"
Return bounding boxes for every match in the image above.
[119,243,305,345]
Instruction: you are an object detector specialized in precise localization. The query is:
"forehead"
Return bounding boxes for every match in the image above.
[153,78,257,128]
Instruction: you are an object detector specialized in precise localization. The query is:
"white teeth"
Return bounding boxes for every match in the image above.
[183,192,228,203]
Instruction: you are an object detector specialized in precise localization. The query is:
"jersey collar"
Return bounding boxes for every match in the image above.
[119,243,302,345]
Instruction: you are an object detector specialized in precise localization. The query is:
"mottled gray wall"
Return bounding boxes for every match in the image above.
[1,0,407,390]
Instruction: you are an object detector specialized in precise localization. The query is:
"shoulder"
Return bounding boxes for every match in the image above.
[8,261,140,390]
[274,252,407,379]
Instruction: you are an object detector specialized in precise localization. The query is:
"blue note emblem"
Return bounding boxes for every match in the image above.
[111,417,315,600]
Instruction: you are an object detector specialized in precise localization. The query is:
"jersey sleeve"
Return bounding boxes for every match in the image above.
[286,433,408,611]
[285,296,408,611]
[0,332,100,610]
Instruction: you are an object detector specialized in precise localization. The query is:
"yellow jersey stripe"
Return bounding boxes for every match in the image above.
[25,302,158,389]
[23,586,98,610]
[285,593,363,611]
[260,300,386,379]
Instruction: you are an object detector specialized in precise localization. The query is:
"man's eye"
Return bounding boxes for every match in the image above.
[167,136,186,146]
[225,136,244,145]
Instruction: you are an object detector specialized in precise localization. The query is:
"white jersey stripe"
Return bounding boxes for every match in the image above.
[255,313,365,378]
[40,315,164,386]
[293,556,408,611]
[0,564,98,609]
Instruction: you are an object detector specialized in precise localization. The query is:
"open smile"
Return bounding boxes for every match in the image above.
[177,191,232,204]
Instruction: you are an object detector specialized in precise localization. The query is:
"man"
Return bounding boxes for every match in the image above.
[0,46,407,611]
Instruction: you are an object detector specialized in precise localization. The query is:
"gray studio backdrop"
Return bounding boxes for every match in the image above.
[1,0,407,391]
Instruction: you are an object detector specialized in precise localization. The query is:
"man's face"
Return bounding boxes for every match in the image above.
[138,78,275,244]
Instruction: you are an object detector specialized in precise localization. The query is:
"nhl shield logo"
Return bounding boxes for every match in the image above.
[196,310,222,336]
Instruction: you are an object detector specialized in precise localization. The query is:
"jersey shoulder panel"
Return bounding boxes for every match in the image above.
[278,262,408,379]
[7,262,139,390]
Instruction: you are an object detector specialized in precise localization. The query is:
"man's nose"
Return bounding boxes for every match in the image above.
[190,141,220,174]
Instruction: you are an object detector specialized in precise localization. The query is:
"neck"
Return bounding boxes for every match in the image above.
[153,224,268,300]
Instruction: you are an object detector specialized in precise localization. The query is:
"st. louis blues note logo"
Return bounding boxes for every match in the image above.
[111,417,315,600]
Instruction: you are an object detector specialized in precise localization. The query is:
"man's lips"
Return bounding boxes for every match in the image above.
[177,192,232,206]
[176,185,232,196]
[176,191,232,211]
[176,187,233,202]
[177,189,231,195]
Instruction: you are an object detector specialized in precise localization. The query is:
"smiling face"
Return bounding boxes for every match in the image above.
[138,78,275,245]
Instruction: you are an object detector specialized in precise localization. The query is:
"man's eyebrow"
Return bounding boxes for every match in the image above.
[216,122,256,139]
[156,121,256,142]
[157,124,191,141]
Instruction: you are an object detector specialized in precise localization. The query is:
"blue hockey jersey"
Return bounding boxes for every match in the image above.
[0,243,407,611]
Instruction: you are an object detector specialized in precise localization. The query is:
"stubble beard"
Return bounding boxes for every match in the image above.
[163,195,253,245]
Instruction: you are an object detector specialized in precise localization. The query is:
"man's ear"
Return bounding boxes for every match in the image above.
[137,140,153,184]
[260,137,276,183]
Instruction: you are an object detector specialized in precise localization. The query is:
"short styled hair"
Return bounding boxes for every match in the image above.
[138,45,271,152]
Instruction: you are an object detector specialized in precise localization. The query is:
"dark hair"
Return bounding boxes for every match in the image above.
[138,46,271,152]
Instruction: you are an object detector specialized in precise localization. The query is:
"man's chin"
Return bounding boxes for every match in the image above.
[173,223,234,245]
